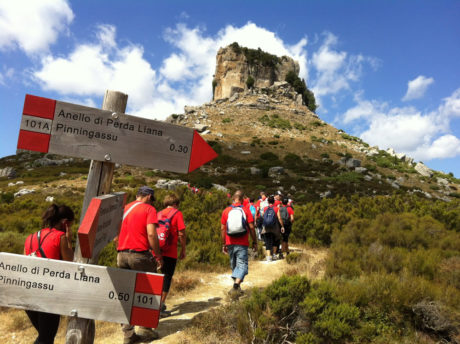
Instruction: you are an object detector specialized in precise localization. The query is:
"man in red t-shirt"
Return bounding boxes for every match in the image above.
[221,190,257,297]
[117,186,162,342]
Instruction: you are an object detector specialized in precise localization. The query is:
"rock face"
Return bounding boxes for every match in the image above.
[213,44,300,101]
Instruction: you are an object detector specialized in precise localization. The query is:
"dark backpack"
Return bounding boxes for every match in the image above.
[262,206,277,229]
[279,206,291,226]
[157,209,179,251]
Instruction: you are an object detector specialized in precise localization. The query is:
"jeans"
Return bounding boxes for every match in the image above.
[227,245,249,282]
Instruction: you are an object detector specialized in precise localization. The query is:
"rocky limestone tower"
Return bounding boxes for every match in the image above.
[213,43,300,100]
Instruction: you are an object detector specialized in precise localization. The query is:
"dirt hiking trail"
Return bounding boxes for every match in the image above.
[0,247,327,344]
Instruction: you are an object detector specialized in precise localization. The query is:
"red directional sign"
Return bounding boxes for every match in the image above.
[78,193,126,259]
[17,94,218,173]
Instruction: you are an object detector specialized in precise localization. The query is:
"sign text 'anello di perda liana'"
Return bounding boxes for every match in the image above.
[17,94,217,173]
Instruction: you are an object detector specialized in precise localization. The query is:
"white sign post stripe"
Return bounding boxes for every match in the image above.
[133,292,162,310]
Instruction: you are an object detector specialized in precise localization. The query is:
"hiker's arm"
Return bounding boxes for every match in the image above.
[277,211,285,232]
[147,223,163,268]
[178,230,186,260]
[60,236,74,261]
[290,214,295,223]
[221,224,228,254]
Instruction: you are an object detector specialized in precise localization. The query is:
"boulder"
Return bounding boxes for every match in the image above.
[250,167,262,175]
[346,159,361,168]
[437,178,449,186]
[355,167,367,174]
[155,179,188,190]
[240,151,251,155]
[386,148,396,156]
[268,166,284,177]
[212,184,229,193]
[0,167,17,179]
[194,124,208,133]
[14,188,35,197]
[46,196,55,203]
[225,167,238,174]
[320,190,332,199]
[415,162,433,177]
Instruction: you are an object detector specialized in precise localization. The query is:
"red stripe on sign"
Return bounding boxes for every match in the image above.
[77,198,102,258]
[134,273,163,295]
[23,94,56,119]
[17,130,50,153]
[188,130,218,172]
[130,307,159,328]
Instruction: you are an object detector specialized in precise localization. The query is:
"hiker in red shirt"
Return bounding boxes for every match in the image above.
[154,193,186,318]
[221,190,257,297]
[117,186,162,343]
[24,204,75,344]
[261,195,283,261]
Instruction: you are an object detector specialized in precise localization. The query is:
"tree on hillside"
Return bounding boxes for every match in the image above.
[285,70,317,112]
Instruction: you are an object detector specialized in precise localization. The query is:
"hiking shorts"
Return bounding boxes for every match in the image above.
[161,256,177,292]
[227,245,249,281]
[282,224,292,242]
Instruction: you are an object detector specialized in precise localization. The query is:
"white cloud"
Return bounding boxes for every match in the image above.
[0,0,74,55]
[402,75,434,101]
[310,32,379,105]
[33,21,311,119]
[343,88,460,161]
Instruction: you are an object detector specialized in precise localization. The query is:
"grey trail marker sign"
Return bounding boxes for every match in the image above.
[11,92,218,344]
[17,94,218,173]
[0,252,164,328]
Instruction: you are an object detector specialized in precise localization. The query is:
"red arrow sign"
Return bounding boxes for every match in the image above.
[17,94,218,173]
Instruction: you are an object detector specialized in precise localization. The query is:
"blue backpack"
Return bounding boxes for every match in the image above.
[262,206,277,229]
[249,204,256,219]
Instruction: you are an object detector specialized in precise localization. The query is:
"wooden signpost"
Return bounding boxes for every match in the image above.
[0,252,164,327]
[9,91,218,344]
[17,94,218,173]
[77,192,126,259]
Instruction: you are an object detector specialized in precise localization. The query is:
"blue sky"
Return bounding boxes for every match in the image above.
[1,0,459,176]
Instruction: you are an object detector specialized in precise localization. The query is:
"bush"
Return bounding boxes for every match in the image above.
[260,152,279,161]
[246,75,255,89]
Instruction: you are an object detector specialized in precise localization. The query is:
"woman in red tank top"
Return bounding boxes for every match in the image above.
[23,204,75,344]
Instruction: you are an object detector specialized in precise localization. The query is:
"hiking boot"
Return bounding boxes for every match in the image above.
[123,333,141,344]
[228,285,244,299]
[272,254,278,261]
[160,304,172,318]
[266,255,273,262]
[137,327,159,340]
[278,253,284,259]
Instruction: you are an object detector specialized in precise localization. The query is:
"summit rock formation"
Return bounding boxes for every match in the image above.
[213,43,300,101]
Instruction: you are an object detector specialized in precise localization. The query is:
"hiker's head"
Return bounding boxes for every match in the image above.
[282,198,289,205]
[268,195,275,204]
[233,190,244,203]
[137,186,155,204]
[260,191,266,200]
[42,204,75,230]
[163,193,180,208]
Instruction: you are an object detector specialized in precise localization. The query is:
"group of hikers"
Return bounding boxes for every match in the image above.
[22,185,294,344]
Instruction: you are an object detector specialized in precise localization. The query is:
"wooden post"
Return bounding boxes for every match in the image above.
[66,90,128,344]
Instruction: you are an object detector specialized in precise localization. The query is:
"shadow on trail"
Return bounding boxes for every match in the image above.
[156,297,223,339]
[170,297,222,317]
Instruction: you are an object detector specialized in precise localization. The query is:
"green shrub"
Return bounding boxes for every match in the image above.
[246,75,255,89]
[286,252,302,264]
[260,152,279,161]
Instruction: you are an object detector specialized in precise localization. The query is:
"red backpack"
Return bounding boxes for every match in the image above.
[157,209,179,251]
